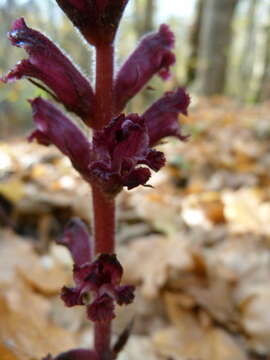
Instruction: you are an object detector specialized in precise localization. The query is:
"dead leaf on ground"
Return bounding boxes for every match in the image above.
[0,231,77,360]
[120,235,194,298]
[153,302,247,360]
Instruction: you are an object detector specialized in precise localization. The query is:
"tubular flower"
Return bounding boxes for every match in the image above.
[114,24,176,113]
[55,0,129,46]
[57,218,93,266]
[1,18,95,125]
[61,253,135,322]
[143,87,190,146]
[28,98,92,179]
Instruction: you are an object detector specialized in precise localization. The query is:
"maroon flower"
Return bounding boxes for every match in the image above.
[1,18,95,125]
[114,24,176,113]
[57,218,92,266]
[143,87,190,146]
[28,97,92,178]
[89,113,165,194]
[56,0,129,46]
[61,253,135,322]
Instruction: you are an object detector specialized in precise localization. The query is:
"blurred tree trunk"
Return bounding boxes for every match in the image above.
[131,0,156,112]
[3,0,16,13]
[238,0,258,101]
[197,0,239,95]
[0,0,16,70]
[258,4,270,102]
[134,0,155,38]
[144,0,155,34]
[47,1,59,40]
[186,0,205,85]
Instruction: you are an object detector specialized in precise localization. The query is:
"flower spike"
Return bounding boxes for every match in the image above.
[114,24,176,113]
[3,2,190,356]
[2,18,95,125]
[55,0,129,46]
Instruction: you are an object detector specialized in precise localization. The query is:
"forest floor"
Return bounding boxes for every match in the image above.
[1,97,270,360]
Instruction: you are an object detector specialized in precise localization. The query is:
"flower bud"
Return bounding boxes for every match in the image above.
[56,0,129,46]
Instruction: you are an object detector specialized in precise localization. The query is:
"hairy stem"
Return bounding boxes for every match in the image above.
[92,43,115,360]
[95,43,114,130]
[94,322,113,360]
[92,184,115,254]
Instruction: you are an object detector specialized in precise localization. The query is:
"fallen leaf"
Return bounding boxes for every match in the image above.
[120,235,194,298]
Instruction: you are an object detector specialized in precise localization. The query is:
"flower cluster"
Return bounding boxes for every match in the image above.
[2,14,189,195]
[41,219,135,360]
[57,219,134,322]
[62,254,134,322]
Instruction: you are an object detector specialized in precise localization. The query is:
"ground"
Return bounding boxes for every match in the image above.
[1,97,270,360]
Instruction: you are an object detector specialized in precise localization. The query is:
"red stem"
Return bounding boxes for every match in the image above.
[92,43,115,360]
[94,322,112,360]
[92,184,115,254]
[95,43,114,130]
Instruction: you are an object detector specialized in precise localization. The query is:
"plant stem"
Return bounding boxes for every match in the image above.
[94,322,113,360]
[93,43,115,360]
[92,184,115,254]
[95,43,114,130]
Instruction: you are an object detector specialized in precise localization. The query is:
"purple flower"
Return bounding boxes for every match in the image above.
[54,217,135,322]
[57,218,92,266]
[89,113,165,193]
[28,98,92,179]
[143,87,190,146]
[114,24,176,113]
[61,253,135,322]
[55,0,129,46]
[1,18,95,125]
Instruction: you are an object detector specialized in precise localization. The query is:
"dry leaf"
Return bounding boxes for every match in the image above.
[128,188,184,235]
[222,188,270,235]
[0,231,76,359]
[153,324,247,360]
[0,342,18,360]
[120,235,194,298]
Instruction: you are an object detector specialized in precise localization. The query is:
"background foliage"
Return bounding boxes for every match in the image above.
[1,0,270,137]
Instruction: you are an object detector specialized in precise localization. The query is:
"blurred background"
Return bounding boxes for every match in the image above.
[2,1,270,360]
[1,0,270,136]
